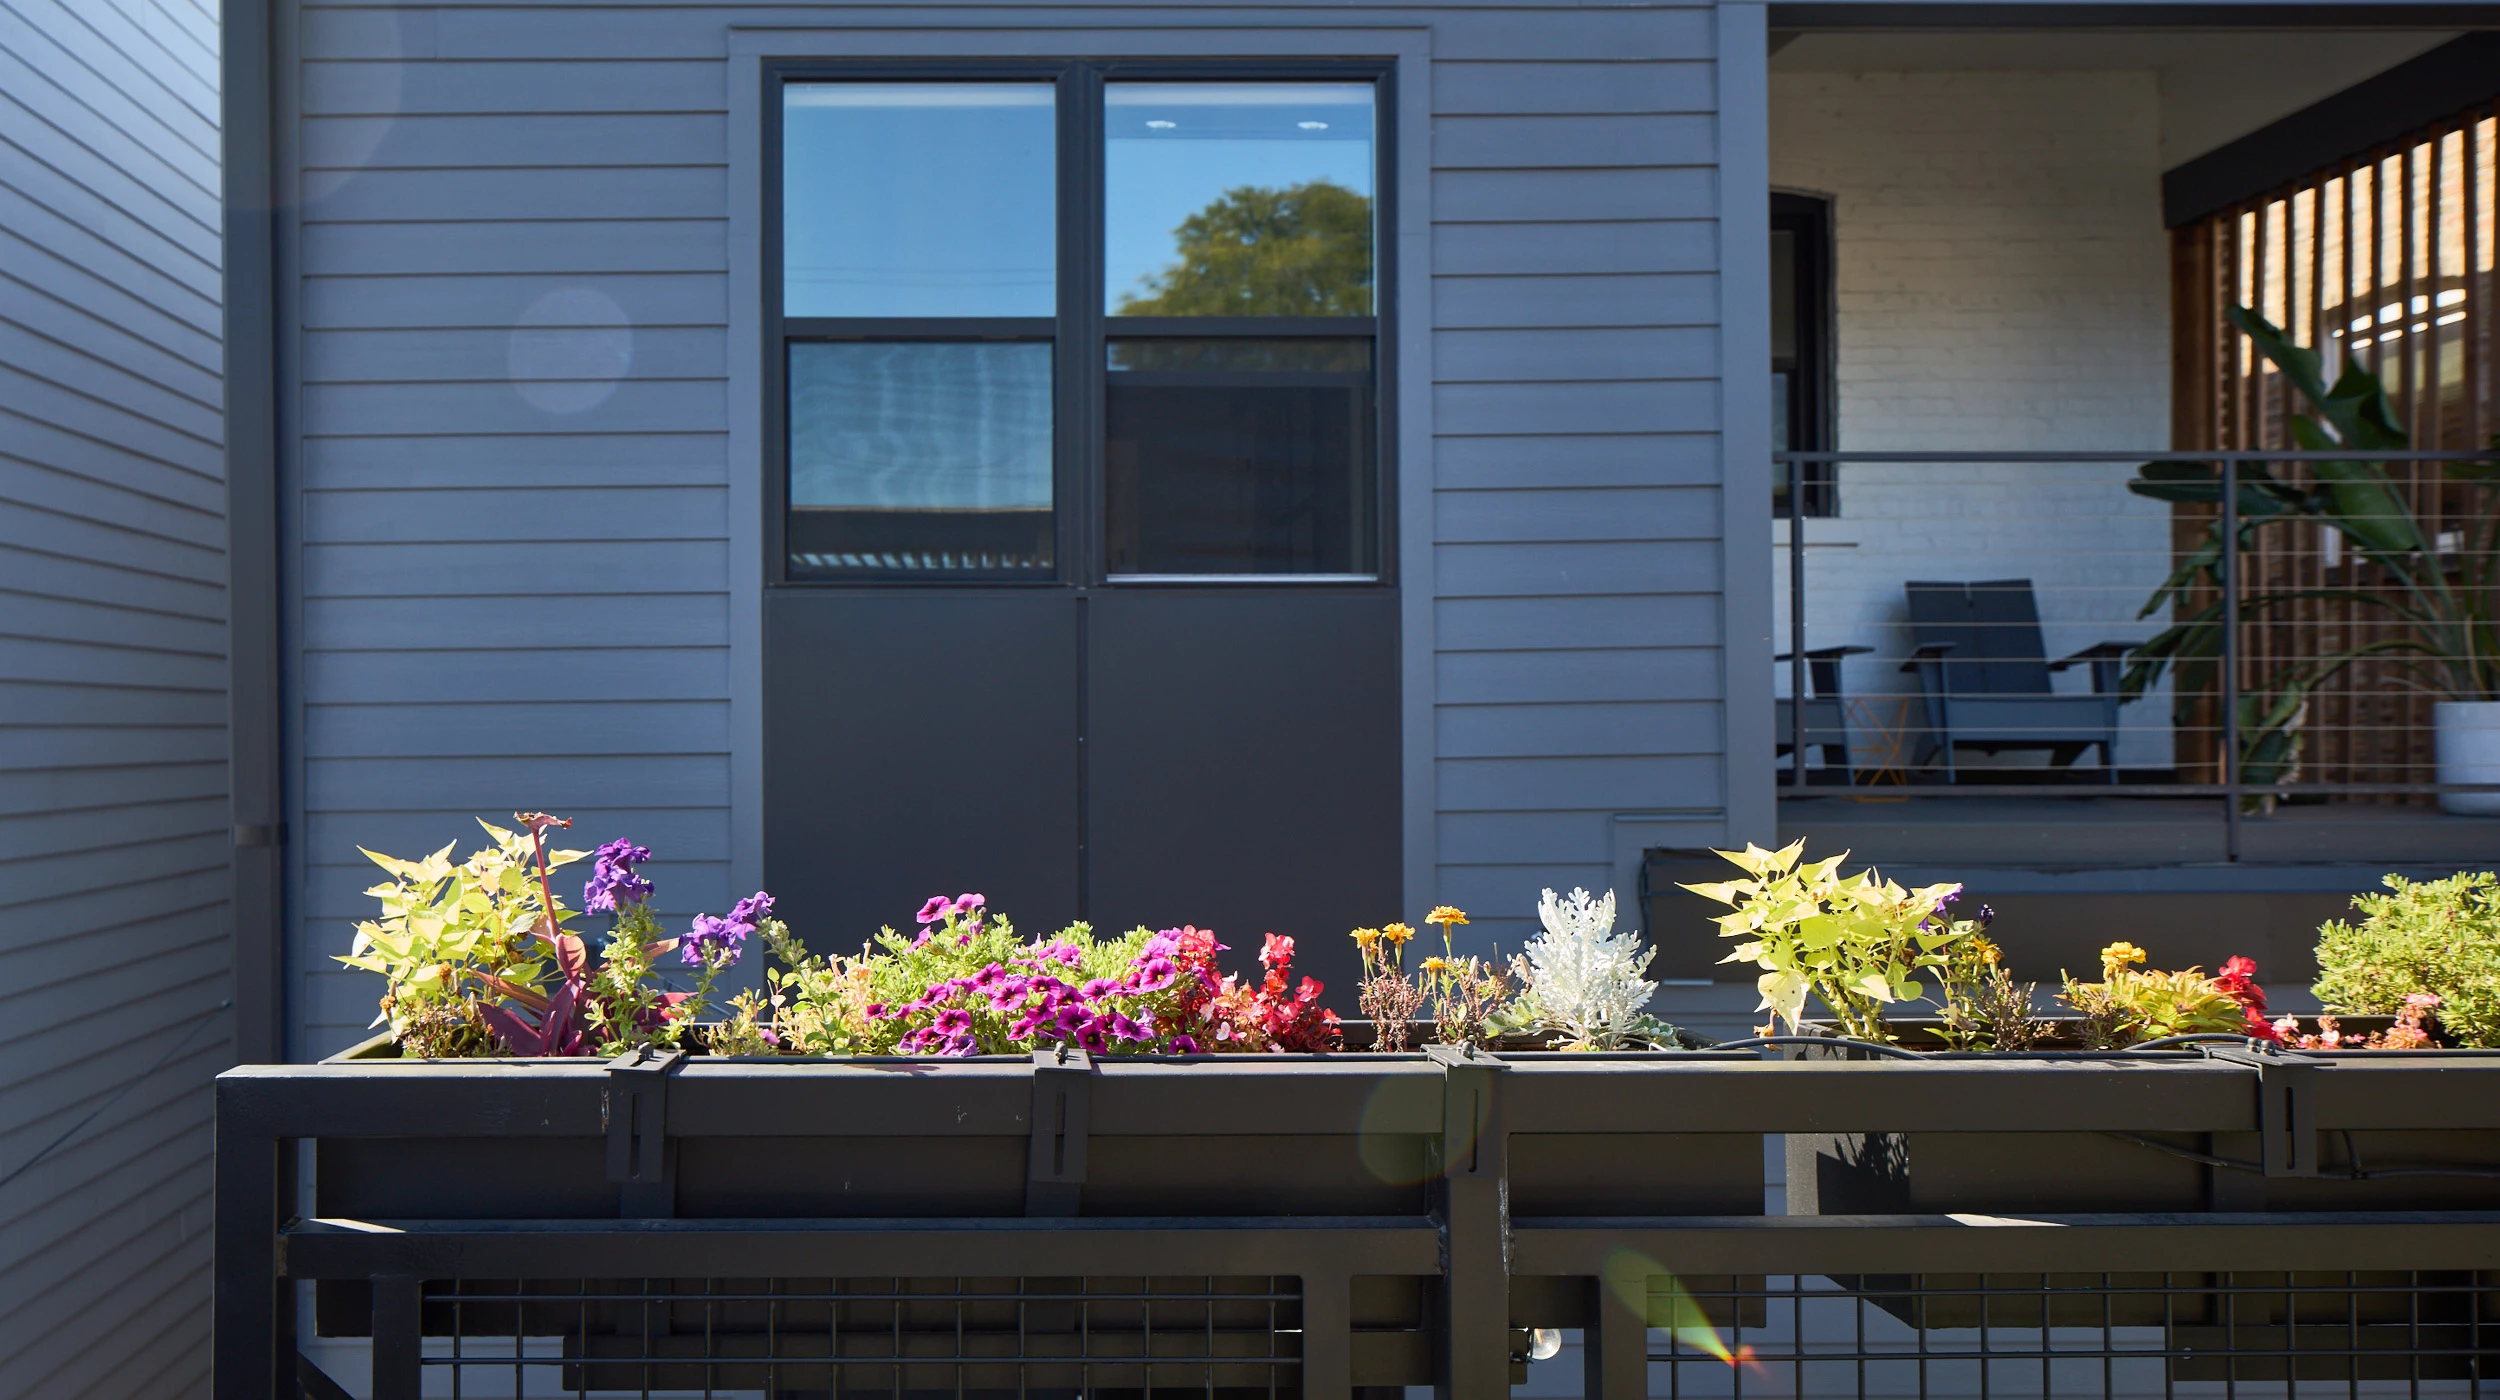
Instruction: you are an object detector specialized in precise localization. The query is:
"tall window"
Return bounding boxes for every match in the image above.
[771,68,1388,583]
[1772,192,1835,518]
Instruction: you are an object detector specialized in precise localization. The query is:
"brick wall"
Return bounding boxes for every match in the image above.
[1768,70,2175,773]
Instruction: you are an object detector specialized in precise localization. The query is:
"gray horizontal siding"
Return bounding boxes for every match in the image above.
[282,0,1728,1038]
[0,0,226,1390]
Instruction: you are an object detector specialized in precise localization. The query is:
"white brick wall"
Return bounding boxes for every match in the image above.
[1768,71,2176,772]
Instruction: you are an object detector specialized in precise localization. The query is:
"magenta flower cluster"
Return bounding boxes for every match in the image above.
[583,839,652,913]
[684,890,770,969]
[915,892,987,946]
[888,931,1198,1057]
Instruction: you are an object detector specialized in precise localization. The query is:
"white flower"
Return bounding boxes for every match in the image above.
[1517,888,1660,1049]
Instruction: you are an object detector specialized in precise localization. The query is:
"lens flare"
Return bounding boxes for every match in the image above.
[1602,1249,1764,1371]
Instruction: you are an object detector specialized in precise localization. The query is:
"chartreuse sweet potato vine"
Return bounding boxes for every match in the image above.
[1682,841,1977,1043]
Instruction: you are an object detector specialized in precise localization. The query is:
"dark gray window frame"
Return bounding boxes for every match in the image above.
[1772,189,1836,519]
[762,57,1400,589]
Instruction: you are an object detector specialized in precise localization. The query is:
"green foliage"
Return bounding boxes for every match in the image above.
[2057,940,2247,1049]
[1683,841,1975,1042]
[1929,936,2042,1051]
[1116,181,1373,316]
[335,820,584,1052]
[2314,872,2500,1047]
[2124,306,2500,788]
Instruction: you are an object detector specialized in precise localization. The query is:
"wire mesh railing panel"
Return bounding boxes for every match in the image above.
[411,1275,1302,1400]
[1647,1271,2499,1400]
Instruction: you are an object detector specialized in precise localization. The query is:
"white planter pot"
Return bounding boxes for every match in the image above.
[2435,701,2500,815]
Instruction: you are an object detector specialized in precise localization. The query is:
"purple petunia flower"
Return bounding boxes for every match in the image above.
[681,889,774,968]
[917,895,954,925]
[583,839,653,914]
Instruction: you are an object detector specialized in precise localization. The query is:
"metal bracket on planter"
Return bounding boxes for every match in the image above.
[1026,1045,1094,1217]
[1425,1043,1508,1180]
[2203,1043,2321,1178]
[604,1045,686,1216]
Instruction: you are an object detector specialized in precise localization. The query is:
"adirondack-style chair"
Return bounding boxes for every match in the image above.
[1776,644,1870,783]
[1900,580,2134,782]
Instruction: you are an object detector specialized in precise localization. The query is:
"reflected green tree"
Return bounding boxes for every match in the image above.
[1117,180,1373,317]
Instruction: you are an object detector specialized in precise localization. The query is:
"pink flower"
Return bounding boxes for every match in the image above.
[916,895,953,925]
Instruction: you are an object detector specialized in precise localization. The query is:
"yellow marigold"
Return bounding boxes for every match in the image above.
[1427,905,1469,926]
[1350,927,1382,950]
[1421,956,1451,975]
[1979,941,2002,967]
[1381,922,1414,946]
[2101,940,2148,975]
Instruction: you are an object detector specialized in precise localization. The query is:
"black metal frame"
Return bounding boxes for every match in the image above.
[218,1046,2500,1400]
[1771,192,1836,520]
[762,58,1399,590]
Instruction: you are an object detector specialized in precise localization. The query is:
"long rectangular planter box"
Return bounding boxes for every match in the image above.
[216,1044,2500,1400]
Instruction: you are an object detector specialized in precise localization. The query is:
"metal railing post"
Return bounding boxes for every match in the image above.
[1788,454,1808,788]
[2220,455,2241,862]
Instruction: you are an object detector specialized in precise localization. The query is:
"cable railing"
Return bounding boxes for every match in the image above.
[1775,450,2500,861]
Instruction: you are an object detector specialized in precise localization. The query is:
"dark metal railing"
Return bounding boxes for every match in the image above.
[1777,449,2500,862]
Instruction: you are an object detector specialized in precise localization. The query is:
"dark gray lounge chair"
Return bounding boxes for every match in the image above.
[1776,644,1870,784]
[1900,580,2133,782]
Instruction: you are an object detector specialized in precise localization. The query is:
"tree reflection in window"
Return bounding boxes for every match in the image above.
[1115,180,1372,317]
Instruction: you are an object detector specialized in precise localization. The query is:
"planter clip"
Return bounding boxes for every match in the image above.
[604,1045,685,1216]
[1425,1044,1509,1180]
[1027,1045,1094,1217]
[2201,1042,2321,1178]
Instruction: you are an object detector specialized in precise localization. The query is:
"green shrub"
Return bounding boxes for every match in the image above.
[2313,872,2500,1047]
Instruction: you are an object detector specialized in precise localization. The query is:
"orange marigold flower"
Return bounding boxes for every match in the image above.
[1350,927,1382,950]
[1427,905,1468,926]
[1381,922,1414,946]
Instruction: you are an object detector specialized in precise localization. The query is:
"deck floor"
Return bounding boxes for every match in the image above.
[1778,794,2500,872]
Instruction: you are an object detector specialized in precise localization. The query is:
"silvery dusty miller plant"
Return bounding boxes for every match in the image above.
[1501,887,1679,1049]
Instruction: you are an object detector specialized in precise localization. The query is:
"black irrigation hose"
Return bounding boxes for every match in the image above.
[2120,1033,2270,1052]
[1706,1035,1928,1061]
[2102,1128,2500,1181]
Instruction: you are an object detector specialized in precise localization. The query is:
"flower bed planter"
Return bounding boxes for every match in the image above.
[217,1043,2500,1400]
[1781,1037,2500,1216]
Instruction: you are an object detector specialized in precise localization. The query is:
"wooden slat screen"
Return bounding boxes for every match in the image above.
[2173,106,2498,793]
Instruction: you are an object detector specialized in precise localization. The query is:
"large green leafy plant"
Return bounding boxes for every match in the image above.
[2313,871,2500,1047]
[2123,305,2500,785]
[1684,841,1978,1043]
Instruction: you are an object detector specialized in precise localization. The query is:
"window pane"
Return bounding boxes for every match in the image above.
[1106,83,1375,317]
[787,342,1054,577]
[783,83,1055,317]
[1105,339,1375,576]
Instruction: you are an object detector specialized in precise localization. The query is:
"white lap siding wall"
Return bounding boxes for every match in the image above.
[281,0,1744,1050]
[1767,69,2175,772]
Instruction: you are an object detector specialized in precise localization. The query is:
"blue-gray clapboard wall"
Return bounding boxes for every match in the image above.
[0,0,228,1392]
[283,0,1743,1057]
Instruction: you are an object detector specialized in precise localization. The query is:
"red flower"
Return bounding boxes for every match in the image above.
[2212,955,2266,1014]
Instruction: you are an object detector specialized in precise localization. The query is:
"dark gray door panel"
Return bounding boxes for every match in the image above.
[1085,589,1400,1001]
[765,590,1081,946]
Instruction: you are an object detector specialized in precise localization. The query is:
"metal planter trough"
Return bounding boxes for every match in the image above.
[217,1045,2500,1400]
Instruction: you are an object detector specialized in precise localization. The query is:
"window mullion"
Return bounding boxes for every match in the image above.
[1057,62,1106,587]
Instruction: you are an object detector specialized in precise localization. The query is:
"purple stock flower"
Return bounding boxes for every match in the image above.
[583,839,653,913]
